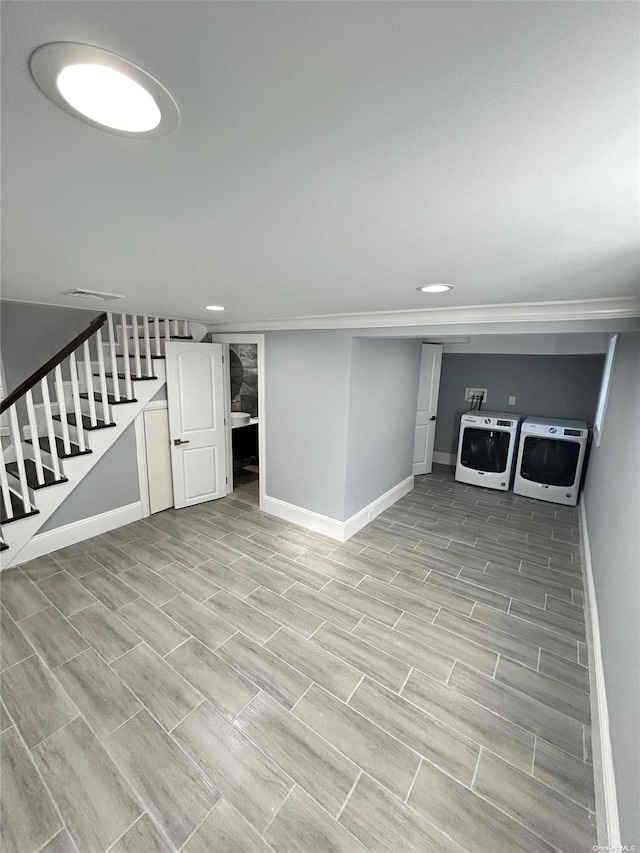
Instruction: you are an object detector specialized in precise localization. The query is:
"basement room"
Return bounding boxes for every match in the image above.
[0,2,638,852]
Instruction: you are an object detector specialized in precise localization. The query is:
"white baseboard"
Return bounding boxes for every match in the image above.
[432,451,456,467]
[13,502,144,565]
[579,498,621,848]
[342,476,414,540]
[264,475,414,543]
[263,496,346,541]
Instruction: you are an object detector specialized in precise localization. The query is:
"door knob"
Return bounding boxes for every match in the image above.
[173,439,190,445]
[430,416,437,421]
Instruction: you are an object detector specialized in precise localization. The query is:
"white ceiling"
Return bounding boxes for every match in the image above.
[1,1,638,328]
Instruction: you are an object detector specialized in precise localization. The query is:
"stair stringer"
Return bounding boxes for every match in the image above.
[0,362,165,570]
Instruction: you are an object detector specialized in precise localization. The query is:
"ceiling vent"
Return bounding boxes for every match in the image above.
[61,288,125,302]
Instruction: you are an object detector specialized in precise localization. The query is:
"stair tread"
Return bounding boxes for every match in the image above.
[80,392,137,405]
[52,413,115,431]
[6,460,67,490]
[1,490,39,525]
[94,372,157,380]
[27,436,92,459]
[129,335,192,341]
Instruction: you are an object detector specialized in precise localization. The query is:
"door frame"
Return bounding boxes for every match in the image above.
[211,333,265,511]
[413,342,443,476]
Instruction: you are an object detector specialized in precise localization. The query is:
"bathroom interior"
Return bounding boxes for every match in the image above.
[229,343,259,504]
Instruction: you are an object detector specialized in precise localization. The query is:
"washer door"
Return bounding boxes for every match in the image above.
[460,428,511,473]
[520,436,580,486]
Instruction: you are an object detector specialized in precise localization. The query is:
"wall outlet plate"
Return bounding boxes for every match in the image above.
[508,396,516,405]
[465,387,487,403]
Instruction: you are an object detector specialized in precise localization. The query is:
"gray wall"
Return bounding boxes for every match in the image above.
[345,338,421,518]
[435,353,605,456]
[0,301,97,392]
[265,331,352,519]
[265,332,421,521]
[583,333,639,845]
[40,424,141,531]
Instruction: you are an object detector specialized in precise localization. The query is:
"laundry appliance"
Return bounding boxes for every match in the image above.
[455,410,521,491]
[513,417,589,506]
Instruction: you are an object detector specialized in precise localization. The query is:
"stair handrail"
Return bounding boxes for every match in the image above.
[0,313,107,414]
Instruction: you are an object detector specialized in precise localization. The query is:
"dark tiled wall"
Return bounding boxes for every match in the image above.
[230,343,258,417]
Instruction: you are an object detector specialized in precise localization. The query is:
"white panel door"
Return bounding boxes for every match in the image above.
[413,344,443,476]
[165,342,227,508]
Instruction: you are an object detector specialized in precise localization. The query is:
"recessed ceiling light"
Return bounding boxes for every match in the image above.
[205,305,225,311]
[416,284,455,293]
[30,43,179,138]
[57,65,161,132]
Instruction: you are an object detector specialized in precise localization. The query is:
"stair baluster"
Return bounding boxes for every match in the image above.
[164,318,170,347]
[82,341,98,428]
[0,444,13,522]
[40,376,62,481]
[154,317,161,357]
[121,313,134,400]
[54,364,72,457]
[143,316,153,375]
[106,313,121,403]
[68,352,86,452]
[8,407,30,514]
[94,328,112,423]
[25,389,46,485]
[132,315,142,379]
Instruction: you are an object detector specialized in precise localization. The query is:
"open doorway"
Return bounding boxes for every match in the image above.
[212,333,265,511]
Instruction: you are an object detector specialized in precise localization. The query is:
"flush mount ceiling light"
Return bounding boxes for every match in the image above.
[205,305,225,311]
[30,43,179,137]
[416,284,455,293]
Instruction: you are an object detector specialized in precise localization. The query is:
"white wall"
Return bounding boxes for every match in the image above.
[583,332,639,845]
[345,337,421,518]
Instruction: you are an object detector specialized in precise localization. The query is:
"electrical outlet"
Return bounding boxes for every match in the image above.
[508,396,516,406]
[465,387,487,404]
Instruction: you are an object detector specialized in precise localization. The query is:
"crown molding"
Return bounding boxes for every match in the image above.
[208,296,640,333]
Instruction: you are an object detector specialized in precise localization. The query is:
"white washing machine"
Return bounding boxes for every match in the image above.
[513,417,589,506]
[455,411,521,491]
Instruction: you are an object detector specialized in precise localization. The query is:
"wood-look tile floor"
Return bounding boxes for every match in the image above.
[0,466,596,852]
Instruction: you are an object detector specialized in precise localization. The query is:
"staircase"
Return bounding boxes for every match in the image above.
[0,312,191,569]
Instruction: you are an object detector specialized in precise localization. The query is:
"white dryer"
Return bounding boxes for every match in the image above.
[455,411,521,491]
[513,417,589,506]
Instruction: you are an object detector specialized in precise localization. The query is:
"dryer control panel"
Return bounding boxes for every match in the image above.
[523,422,586,438]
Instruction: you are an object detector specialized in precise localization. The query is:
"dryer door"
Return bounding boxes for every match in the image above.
[520,437,581,486]
[460,428,511,473]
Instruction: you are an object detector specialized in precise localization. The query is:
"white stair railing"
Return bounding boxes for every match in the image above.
[143,316,153,376]
[25,389,46,484]
[94,328,111,424]
[132,314,142,379]
[106,313,121,403]
[68,352,87,452]
[0,311,190,545]
[154,317,161,357]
